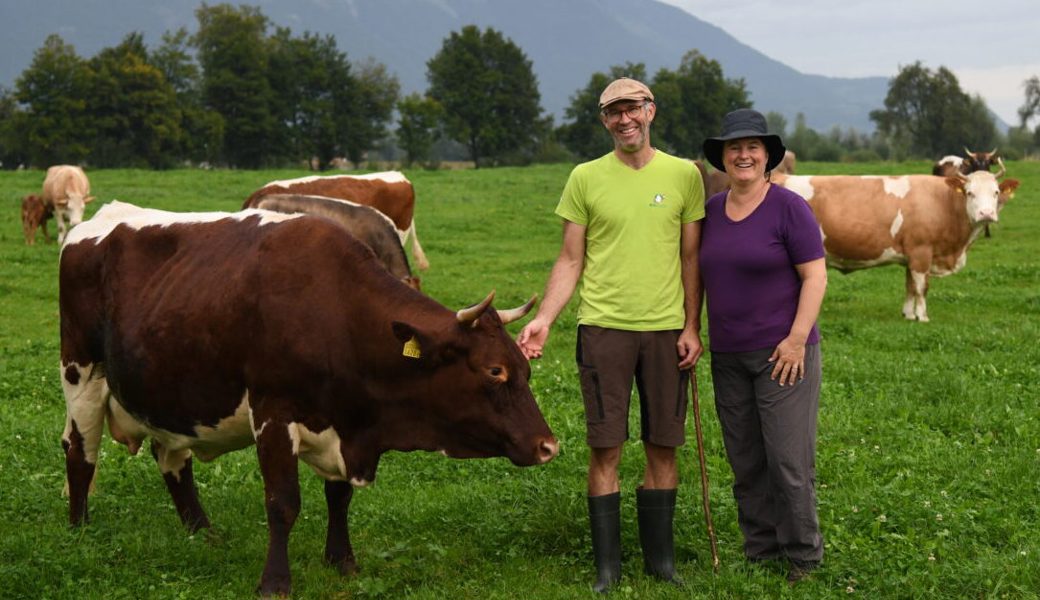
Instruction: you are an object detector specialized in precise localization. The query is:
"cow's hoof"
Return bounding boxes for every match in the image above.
[325,553,360,576]
[256,580,291,599]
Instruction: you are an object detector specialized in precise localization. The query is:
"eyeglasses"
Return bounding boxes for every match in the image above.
[601,102,648,122]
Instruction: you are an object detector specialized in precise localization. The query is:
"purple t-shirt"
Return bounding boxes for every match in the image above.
[699,183,825,353]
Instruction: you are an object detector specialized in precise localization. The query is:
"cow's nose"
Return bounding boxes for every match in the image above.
[977,210,998,223]
[537,437,559,464]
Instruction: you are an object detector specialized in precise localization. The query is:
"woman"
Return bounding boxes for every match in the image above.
[699,109,827,584]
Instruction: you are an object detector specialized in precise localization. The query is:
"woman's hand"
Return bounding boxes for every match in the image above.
[768,336,806,386]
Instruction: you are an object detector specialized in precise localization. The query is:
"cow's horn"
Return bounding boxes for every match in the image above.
[964,146,973,156]
[496,294,537,325]
[995,157,1006,179]
[457,291,495,325]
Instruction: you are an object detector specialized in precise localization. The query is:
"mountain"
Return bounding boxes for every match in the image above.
[0,0,889,132]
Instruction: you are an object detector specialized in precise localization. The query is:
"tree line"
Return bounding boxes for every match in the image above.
[1,3,1038,170]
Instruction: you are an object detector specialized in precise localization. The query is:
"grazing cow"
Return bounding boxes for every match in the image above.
[244,171,429,270]
[21,194,53,245]
[59,201,557,596]
[776,170,1019,321]
[41,165,94,244]
[256,193,421,290]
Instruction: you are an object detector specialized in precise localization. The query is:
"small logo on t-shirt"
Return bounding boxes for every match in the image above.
[649,193,665,208]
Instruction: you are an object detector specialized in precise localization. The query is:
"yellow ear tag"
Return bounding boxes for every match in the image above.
[402,335,421,359]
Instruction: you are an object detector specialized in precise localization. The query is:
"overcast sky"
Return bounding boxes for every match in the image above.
[659,0,1040,127]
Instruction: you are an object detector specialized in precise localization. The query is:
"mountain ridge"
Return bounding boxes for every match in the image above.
[0,0,890,132]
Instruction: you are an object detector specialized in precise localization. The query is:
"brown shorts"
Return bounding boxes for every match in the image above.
[576,325,689,448]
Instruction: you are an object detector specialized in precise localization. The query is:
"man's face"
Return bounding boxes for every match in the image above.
[600,100,654,153]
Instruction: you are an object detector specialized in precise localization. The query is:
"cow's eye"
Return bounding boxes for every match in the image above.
[488,366,506,381]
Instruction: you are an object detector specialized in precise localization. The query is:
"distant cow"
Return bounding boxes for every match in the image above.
[256,193,421,290]
[59,201,556,596]
[21,194,53,245]
[245,171,429,270]
[933,148,1000,177]
[41,165,94,244]
[776,170,1019,321]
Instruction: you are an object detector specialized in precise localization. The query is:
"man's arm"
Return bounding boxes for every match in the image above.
[677,219,703,369]
[517,220,586,359]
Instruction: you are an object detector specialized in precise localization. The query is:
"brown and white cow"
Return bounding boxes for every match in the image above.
[255,193,421,290]
[41,165,94,244]
[59,201,556,596]
[932,148,1000,177]
[21,194,53,245]
[244,171,429,270]
[776,171,1020,321]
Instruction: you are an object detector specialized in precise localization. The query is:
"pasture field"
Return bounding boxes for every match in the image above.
[1,161,1038,599]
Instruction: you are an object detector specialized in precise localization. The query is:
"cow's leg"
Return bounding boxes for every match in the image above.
[61,362,107,526]
[150,440,211,532]
[41,219,50,243]
[253,416,300,597]
[57,215,68,244]
[324,480,359,575]
[903,268,930,322]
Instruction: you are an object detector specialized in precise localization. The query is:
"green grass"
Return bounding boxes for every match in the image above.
[1,161,1038,599]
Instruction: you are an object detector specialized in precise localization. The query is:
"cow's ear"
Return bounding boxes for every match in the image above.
[391,321,440,362]
[944,176,966,194]
[84,195,97,204]
[1000,178,1020,196]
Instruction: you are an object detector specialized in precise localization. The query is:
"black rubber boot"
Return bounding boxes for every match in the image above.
[636,487,683,585]
[588,492,622,593]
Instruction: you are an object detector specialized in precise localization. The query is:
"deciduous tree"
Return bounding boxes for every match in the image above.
[427,26,542,167]
[870,62,996,159]
[397,93,443,167]
[15,34,92,166]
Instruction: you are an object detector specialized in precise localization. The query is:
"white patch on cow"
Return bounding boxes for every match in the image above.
[826,247,904,271]
[931,251,969,277]
[287,422,348,481]
[889,210,904,238]
[349,477,371,487]
[862,176,911,198]
[265,170,409,188]
[910,271,929,322]
[107,395,255,477]
[782,176,815,200]
[61,361,109,465]
[62,201,303,251]
[937,156,963,168]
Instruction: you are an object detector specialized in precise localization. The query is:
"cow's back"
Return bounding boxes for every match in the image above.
[245,172,415,231]
[43,165,90,203]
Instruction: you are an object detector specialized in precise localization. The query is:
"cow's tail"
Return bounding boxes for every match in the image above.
[408,222,429,270]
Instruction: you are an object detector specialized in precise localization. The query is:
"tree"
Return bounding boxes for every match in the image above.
[396,93,443,167]
[0,86,30,168]
[86,33,184,168]
[1017,75,1040,128]
[345,58,400,166]
[427,26,543,167]
[154,27,224,165]
[193,3,276,168]
[651,50,750,158]
[870,62,996,159]
[15,34,93,166]
[557,63,647,161]
[765,111,788,139]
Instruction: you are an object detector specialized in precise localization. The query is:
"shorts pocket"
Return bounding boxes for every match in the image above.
[579,365,606,423]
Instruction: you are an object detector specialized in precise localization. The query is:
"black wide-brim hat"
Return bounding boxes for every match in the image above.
[702,108,786,173]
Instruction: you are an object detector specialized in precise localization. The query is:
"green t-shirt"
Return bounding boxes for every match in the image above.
[556,150,705,331]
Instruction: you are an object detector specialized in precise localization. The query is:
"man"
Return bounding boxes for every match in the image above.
[518,77,705,592]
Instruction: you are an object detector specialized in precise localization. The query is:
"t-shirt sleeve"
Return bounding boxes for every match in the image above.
[555,165,588,225]
[784,194,825,265]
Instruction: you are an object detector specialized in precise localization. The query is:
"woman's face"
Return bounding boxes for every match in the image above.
[722,137,768,183]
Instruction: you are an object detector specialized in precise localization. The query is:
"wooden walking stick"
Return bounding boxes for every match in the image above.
[690,368,720,572]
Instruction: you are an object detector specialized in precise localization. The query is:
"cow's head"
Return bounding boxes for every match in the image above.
[390,292,558,467]
[57,192,97,227]
[963,147,999,173]
[948,171,1012,224]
